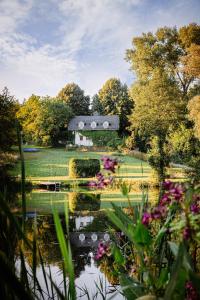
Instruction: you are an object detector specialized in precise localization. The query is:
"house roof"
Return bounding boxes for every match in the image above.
[68,115,119,131]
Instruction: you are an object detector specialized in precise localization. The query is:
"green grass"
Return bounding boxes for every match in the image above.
[11,147,151,182]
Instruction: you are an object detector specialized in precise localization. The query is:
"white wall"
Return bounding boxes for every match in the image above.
[75,132,93,146]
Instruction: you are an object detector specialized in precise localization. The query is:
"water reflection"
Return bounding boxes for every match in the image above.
[14,187,159,298]
[16,210,122,298]
[69,192,101,212]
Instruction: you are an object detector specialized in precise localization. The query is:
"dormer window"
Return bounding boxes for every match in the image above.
[78,121,84,129]
[91,121,97,129]
[103,121,109,129]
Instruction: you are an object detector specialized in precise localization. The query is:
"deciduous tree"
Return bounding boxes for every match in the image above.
[0,87,19,150]
[57,83,90,115]
[98,78,134,135]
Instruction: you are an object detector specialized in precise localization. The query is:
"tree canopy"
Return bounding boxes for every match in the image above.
[188,95,200,140]
[17,96,73,146]
[126,23,200,97]
[0,87,19,150]
[57,83,90,115]
[98,78,134,135]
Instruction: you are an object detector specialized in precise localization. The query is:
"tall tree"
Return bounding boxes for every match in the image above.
[91,94,104,115]
[182,44,200,78]
[17,94,41,143]
[17,96,72,146]
[129,69,183,183]
[37,98,73,146]
[126,23,200,98]
[188,95,200,140]
[57,83,90,115]
[0,87,19,150]
[98,78,134,135]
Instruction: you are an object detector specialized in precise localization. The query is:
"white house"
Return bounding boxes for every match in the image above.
[68,115,119,147]
[74,132,93,146]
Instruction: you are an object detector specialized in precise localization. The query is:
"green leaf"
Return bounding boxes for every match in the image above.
[120,274,144,300]
[164,242,185,300]
[112,244,125,265]
[155,268,169,289]
[133,222,152,247]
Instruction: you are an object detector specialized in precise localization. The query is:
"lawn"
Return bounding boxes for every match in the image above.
[11,147,152,183]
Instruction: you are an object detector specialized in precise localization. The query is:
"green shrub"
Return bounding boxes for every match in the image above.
[80,130,120,147]
[69,158,100,178]
[69,192,101,212]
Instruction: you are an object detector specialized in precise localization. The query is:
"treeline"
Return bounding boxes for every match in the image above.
[1,23,200,179]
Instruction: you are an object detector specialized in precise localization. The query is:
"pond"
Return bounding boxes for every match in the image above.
[14,186,158,299]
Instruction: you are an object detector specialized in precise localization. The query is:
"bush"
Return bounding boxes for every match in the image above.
[69,158,100,178]
[68,192,101,212]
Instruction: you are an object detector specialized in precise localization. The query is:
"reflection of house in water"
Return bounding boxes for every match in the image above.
[75,216,94,230]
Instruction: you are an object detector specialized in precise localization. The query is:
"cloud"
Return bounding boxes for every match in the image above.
[0,0,199,101]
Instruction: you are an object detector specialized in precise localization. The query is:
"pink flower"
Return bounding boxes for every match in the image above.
[185,281,199,300]
[101,156,118,173]
[151,205,166,219]
[183,227,191,240]
[142,212,151,226]
[190,203,200,214]
[95,242,109,260]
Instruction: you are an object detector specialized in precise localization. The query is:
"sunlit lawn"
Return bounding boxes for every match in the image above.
[11,147,152,182]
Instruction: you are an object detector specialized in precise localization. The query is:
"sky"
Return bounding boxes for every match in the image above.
[0,0,200,102]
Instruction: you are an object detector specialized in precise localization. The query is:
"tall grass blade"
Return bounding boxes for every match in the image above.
[32,214,37,294]
[38,247,50,297]
[19,248,30,292]
[53,207,76,300]
[16,123,26,232]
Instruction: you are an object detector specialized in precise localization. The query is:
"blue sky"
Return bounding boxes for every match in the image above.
[0,0,199,102]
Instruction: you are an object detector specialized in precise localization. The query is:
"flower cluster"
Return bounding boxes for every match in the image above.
[190,194,200,214]
[95,242,109,260]
[88,172,113,189]
[160,180,184,206]
[185,281,199,300]
[88,156,118,189]
[101,156,118,173]
[142,181,184,226]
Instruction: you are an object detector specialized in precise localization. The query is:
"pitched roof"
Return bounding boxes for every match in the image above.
[68,115,119,131]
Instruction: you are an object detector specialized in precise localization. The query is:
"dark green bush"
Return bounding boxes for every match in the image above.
[69,192,101,212]
[69,158,100,178]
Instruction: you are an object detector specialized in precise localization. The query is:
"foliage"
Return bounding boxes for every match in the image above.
[17,96,73,146]
[0,87,19,151]
[129,69,183,183]
[95,179,200,299]
[126,23,200,97]
[182,44,200,78]
[98,78,134,135]
[68,192,101,212]
[186,156,200,184]
[91,94,104,115]
[69,158,100,178]
[81,130,121,148]
[188,95,200,140]
[57,83,90,115]
[168,124,199,163]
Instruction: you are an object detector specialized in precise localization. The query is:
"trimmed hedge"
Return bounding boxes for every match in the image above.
[69,192,101,212]
[69,158,100,178]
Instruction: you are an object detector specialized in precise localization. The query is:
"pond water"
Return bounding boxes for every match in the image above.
[15,187,158,299]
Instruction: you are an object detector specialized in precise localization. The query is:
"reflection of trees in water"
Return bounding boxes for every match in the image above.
[99,257,119,285]
[69,193,101,213]
[19,215,95,279]
[21,215,61,267]
[71,245,92,278]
